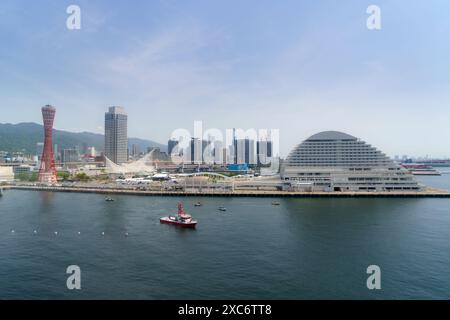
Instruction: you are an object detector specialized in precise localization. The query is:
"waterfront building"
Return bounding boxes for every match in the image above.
[203,138,214,164]
[54,144,58,161]
[13,165,33,175]
[227,144,235,165]
[87,147,96,157]
[184,138,208,164]
[189,138,202,164]
[227,163,250,173]
[281,131,420,192]
[61,149,80,163]
[38,105,58,185]
[213,140,224,165]
[131,144,140,158]
[229,128,257,166]
[257,140,273,166]
[150,148,169,161]
[232,128,237,164]
[0,166,14,182]
[105,106,128,164]
[235,138,256,166]
[168,139,179,157]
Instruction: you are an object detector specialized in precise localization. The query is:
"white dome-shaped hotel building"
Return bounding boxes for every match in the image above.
[281,131,420,192]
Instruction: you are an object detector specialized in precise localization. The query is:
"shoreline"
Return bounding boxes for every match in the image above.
[3,185,450,198]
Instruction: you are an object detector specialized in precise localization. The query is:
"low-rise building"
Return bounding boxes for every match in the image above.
[0,166,14,182]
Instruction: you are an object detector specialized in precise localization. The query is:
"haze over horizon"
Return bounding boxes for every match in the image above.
[1,0,449,158]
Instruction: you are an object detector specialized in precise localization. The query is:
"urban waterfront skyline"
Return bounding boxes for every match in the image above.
[1,1,450,306]
[0,111,448,161]
[1,110,447,163]
[2,103,447,194]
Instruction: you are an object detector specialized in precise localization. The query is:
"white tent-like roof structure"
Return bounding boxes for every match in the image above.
[105,149,157,174]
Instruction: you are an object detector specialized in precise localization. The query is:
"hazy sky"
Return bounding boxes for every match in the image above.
[0,0,449,157]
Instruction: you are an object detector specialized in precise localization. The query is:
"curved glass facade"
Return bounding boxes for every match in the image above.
[281,131,420,191]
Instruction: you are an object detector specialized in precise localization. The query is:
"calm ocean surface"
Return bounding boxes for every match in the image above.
[0,170,450,299]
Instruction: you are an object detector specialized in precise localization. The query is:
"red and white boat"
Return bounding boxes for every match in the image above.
[160,203,197,229]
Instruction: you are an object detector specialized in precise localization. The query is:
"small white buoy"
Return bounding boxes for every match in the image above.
[101,232,105,236]
[54,231,58,236]
[125,232,129,237]
[11,229,15,234]
[33,230,37,234]
[78,231,81,235]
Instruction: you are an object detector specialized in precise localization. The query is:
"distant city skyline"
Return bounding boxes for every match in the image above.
[1,1,449,158]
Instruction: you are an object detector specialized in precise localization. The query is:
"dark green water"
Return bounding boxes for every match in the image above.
[0,174,449,299]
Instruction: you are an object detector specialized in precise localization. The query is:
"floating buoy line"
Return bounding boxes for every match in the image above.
[6,230,131,237]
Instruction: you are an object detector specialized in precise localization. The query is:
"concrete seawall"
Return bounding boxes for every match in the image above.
[5,185,450,198]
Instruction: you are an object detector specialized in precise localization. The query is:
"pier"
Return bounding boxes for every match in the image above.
[4,185,450,198]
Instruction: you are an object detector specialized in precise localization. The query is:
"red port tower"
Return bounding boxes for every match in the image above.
[38,105,58,185]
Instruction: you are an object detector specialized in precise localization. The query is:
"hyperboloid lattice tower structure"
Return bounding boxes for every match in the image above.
[38,105,58,185]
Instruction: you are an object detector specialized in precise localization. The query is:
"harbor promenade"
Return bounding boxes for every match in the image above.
[4,185,450,198]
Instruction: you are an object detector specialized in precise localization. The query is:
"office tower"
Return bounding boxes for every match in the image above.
[36,142,44,160]
[202,139,210,163]
[53,144,58,161]
[257,140,273,166]
[189,138,203,164]
[227,144,235,165]
[213,140,224,165]
[131,144,140,157]
[182,138,207,164]
[168,138,179,157]
[235,138,256,165]
[38,105,58,184]
[104,106,128,164]
[61,149,79,163]
[245,138,256,165]
[233,128,237,164]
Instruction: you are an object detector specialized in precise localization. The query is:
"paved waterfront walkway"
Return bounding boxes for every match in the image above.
[4,185,450,198]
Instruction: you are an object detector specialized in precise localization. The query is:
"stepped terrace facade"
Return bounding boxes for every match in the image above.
[281,131,420,192]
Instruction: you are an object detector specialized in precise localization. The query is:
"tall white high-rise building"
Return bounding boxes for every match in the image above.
[105,106,128,164]
[213,140,224,165]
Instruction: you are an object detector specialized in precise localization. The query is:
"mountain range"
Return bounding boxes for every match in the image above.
[0,122,166,155]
